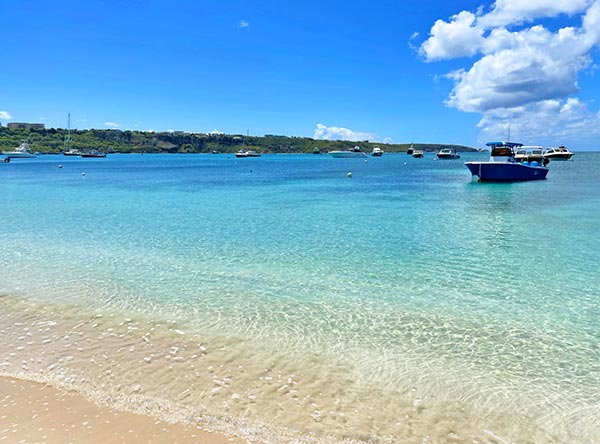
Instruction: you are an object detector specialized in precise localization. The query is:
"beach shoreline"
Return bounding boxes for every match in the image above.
[3,292,593,444]
[0,375,242,444]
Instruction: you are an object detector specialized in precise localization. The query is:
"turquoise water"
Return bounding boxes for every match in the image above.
[1,152,599,443]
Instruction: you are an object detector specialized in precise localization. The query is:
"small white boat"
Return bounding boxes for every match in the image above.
[412,150,424,158]
[330,146,367,158]
[514,146,544,163]
[543,145,573,160]
[80,149,107,158]
[371,146,383,157]
[2,140,37,158]
[436,148,460,159]
[235,150,261,157]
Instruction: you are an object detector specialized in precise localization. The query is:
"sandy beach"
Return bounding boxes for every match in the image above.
[0,376,242,444]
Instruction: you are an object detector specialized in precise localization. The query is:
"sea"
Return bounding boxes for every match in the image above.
[1,152,599,444]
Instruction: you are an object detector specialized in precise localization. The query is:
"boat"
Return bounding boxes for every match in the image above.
[235,150,261,157]
[407,143,414,155]
[464,141,549,182]
[80,149,107,158]
[412,149,424,158]
[371,146,383,157]
[2,140,37,159]
[514,146,544,163]
[62,114,81,156]
[312,147,322,154]
[543,145,573,161]
[436,148,460,159]
[330,146,367,158]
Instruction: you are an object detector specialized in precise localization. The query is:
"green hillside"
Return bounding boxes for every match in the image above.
[0,126,477,154]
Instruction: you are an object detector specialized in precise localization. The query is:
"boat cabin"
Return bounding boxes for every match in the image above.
[486,141,522,162]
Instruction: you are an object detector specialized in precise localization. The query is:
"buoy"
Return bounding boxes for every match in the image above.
[82,172,86,176]
[347,172,352,178]
[364,160,368,163]
[58,164,63,169]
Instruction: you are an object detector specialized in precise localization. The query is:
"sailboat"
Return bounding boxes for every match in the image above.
[62,114,80,156]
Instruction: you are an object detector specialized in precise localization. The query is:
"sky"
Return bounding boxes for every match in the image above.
[1,0,599,150]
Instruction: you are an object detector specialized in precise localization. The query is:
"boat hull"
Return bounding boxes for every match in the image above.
[544,154,573,160]
[2,152,36,158]
[437,154,460,159]
[329,151,367,158]
[465,162,548,181]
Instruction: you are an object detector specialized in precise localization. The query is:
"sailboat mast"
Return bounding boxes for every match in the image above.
[64,113,71,151]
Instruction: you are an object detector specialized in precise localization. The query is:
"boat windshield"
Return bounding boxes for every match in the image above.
[491,147,512,156]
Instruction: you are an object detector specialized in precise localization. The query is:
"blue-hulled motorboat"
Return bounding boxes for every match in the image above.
[464,141,549,182]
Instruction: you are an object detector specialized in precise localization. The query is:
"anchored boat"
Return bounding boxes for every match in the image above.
[2,140,37,159]
[465,141,549,182]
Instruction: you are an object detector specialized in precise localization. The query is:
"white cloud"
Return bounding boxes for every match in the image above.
[420,11,484,61]
[209,129,224,135]
[105,121,120,128]
[445,25,588,112]
[418,0,600,144]
[313,123,375,141]
[238,20,249,28]
[479,0,593,28]
[477,98,600,145]
[0,111,12,120]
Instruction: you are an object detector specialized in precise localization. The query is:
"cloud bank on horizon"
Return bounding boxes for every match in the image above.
[313,123,376,142]
[419,0,600,144]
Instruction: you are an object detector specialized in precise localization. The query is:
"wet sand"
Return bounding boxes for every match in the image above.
[0,376,243,444]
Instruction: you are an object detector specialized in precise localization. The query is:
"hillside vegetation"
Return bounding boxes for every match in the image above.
[0,126,477,154]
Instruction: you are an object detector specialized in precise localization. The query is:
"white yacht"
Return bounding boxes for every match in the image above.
[2,140,37,159]
[543,145,574,160]
[436,148,460,159]
[514,146,544,163]
[330,146,367,158]
[371,146,383,157]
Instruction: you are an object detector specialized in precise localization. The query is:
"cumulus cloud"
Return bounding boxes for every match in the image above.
[209,129,224,135]
[313,123,375,141]
[0,111,12,120]
[105,121,120,128]
[479,0,593,28]
[477,98,600,144]
[420,11,484,61]
[238,20,249,28]
[418,0,600,144]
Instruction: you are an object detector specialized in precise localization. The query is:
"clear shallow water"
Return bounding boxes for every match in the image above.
[1,152,599,443]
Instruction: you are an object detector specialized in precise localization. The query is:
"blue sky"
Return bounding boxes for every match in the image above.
[2,0,599,149]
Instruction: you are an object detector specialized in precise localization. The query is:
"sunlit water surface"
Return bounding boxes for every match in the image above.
[1,152,599,443]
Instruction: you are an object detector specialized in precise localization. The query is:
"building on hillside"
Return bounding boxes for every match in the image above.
[7,122,45,130]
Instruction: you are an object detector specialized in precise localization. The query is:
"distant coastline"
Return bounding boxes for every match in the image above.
[0,125,478,155]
